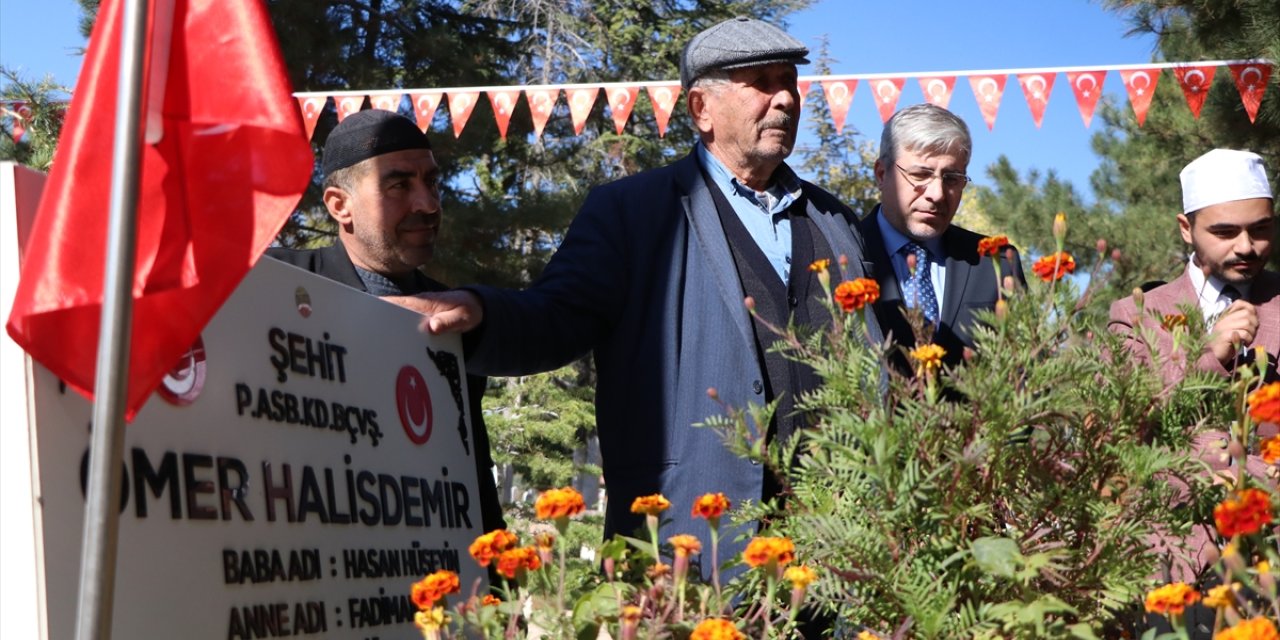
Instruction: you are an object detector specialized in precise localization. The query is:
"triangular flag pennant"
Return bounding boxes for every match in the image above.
[1119,68,1161,126]
[606,86,640,135]
[296,96,326,140]
[410,91,442,132]
[821,79,857,134]
[1065,70,1106,127]
[567,87,598,135]
[871,78,905,123]
[487,89,521,140]
[335,95,363,122]
[797,80,812,112]
[968,74,1007,130]
[6,0,313,419]
[918,76,956,109]
[1017,72,1056,128]
[369,92,403,112]
[526,88,558,139]
[1228,62,1272,123]
[645,84,680,138]
[1172,65,1216,119]
[447,91,479,138]
[7,101,31,142]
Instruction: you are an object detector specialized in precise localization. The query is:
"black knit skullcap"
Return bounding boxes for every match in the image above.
[322,109,431,177]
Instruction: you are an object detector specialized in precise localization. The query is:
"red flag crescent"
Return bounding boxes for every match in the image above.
[526,88,558,139]
[5,0,313,419]
[606,86,639,134]
[567,87,598,135]
[369,92,403,113]
[1119,68,1161,126]
[409,91,442,132]
[447,91,479,138]
[645,84,680,138]
[821,80,857,134]
[1017,72,1056,128]
[1172,65,1216,119]
[486,89,520,140]
[968,74,1007,130]
[1228,63,1272,123]
[871,78,905,123]
[335,95,363,122]
[1065,70,1106,128]
[918,76,956,109]
[296,96,326,140]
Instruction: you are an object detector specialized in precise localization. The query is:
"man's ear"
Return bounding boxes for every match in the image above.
[1177,213,1193,245]
[687,87,713,134]
[873,158,887,189]
[324,185,354,230]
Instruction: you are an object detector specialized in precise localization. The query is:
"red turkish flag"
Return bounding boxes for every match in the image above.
[335,95,363,122]
[1017,72,1056,128]
[821,80,857,134]
[870,78,905,123]
[567,87,598,135]
[487,89,520,140]
[797,80,811,113]
[918,76,956,109]
[7,101,32,141]
[526,88,558,139]
[369,92,403,113]
[447,91,479,138]
[606,86,639,134]
[296,96,326,140]
[1065,70,1106,128]
[968,74,1007,130]
[410,91,442,132]
[645,84,680,138]
[1228,63,1272,123]
[1172,65,1216,119]
[1119,68,1161,126]
[5,0,313,419]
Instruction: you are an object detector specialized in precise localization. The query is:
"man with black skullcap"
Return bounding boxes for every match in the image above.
[388,17,881,568]
[267,109,505,534]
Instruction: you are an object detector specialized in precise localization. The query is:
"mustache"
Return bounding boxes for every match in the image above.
[760,114,795,130]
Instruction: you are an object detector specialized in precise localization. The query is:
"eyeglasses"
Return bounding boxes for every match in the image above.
[894,163,971,191]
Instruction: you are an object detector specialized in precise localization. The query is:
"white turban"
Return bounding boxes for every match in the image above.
[1180,148,1272,214]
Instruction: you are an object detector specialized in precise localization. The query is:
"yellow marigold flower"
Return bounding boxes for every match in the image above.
[910,343,946,376]
[1215,617,1280,640]
[784,565,817,589]
[668,534,702,557]
[808,259,830,273]
[690,618,745,640]
[856,632,882,640]
[1258,560,1272,574]
[1203,583,1238,609]
[834,278,880,313]
[620,605,643,623]
[742,536,795,570]
[977,235,1009,257]
[469,529,519,567]
[535,486,586,520]
[1144,582,1201,616]
[691,493,730,521]
[1249,382,1280,425]
[410,570,460,611]
[414,607,449,633]
[631,494,671,516]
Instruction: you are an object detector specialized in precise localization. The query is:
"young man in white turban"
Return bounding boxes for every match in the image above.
[1109,148,1278,383]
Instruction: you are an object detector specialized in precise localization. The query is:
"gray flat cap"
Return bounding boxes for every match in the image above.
[679,16,810,89]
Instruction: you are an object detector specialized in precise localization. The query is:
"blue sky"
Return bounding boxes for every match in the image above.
[0,0,1159,196]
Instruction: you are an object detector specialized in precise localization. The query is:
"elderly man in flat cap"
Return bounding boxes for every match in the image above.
[1109,149,1278,383]
[390,17,881,568]
[267,109,505,535]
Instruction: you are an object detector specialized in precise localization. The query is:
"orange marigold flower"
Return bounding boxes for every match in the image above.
[977,235,1009,257]
[1031,252,1076,282]
[1144,582,1200,616]
[691,493,731,521]
[411,570,461,611]
[481,594,502,607]
[620,605,643,623]
[535,487,586,520]
[808,259,831,273]
[742,536,795,570]
[1262,436,1280,465]
[535,532,556,551]
[784,565,817,589]
[630,494,671,516]
[1161,313,1188,331]
[856,633,882,640]
[647,562,672,580]
[910,343,947,376]
[668,534,702,557]
[1216,617,1280,640]
[1249,382,1280,425]
[495,546,542,579]
[690,618,745,640]
[834,278,880,313]
[1214,488,1274,538]
[469,529,519,567]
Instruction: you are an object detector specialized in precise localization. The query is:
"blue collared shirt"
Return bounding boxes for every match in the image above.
[876,207,947,310]
[697,143,802,283]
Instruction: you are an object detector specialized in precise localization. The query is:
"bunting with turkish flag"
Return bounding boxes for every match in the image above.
[5,0,313,420]
[1229,62,1271,123]
[1173,65,1215,119]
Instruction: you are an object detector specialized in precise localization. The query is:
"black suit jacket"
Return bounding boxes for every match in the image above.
[858,208,1027,370]
[266,243,506,533]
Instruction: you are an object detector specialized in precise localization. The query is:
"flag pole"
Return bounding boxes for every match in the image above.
[74,0,150,637]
